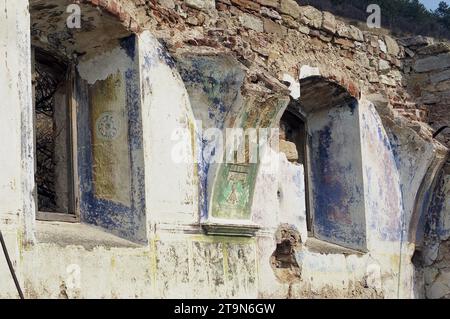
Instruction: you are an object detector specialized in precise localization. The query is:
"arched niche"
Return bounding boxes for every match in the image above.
[286,76,367,251]
[175,51,290,236]
[29,0,147,243]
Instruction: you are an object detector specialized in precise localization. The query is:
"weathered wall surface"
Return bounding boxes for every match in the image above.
[421,168,450,298]
[308,104,366,250]
[20,222,258,299]
[138,31,199,226]
[139,0,446,142]
[0,0,35,298]
[403,40,450,299]
[76,37,148,244]
[0,0,448,299]
[405,41,450,148]
[175,53,247,220]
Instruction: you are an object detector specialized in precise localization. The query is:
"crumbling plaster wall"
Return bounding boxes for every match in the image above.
[75,36,148,244]
[405,40,450,148]
[421,171,450,299]
[0,0,449,299]
[140,0,446,139]
[252,98,440,299]
[19,224,258,298]
[402,41,450,299]
[138,31,199,226]
[140,0,449,298]
[307,102,366,250]
[0,0,35,298]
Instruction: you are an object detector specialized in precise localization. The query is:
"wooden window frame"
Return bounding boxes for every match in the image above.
[34,56,80,223]
[283,107,313,233]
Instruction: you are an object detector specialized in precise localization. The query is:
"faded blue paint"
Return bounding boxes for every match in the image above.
[360,103,403,243]
[140,39,175,70]
[177,57,242,129]
[157,42,176,69]
[425,172,449,242]
[292,168,305,199]
[376,108,439,245]
[198,137,213,219]
[309,104,367,250]
[348,99,358,115]
[77,35,147,244]
[387,132,402,169]
[175,55,246,219]
[120,35,136,60]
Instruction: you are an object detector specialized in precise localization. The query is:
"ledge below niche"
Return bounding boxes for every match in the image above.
[201,221,261,237]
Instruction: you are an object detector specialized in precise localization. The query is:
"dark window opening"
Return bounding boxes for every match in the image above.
[280,102,312,232]
[280,110,306,165]
[34,49,76,219]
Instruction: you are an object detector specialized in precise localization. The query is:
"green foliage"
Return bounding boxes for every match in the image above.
[435,1,450,29]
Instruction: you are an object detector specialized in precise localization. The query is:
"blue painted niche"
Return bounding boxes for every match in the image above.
[75,35,147,244]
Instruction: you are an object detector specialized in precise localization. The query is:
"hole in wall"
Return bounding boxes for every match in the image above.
[277,189,282,200]
[270,224,303,283]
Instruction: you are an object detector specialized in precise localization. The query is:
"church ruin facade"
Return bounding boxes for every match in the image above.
[0,0,449,299]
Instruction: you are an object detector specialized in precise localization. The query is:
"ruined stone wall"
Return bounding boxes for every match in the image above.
[136,0,449,298]
[137,1,415,118]
[55,1,447,139]
[404,40,450,147]
[0,0,449,299]
[401,40,450,299]
[130,1,446,144]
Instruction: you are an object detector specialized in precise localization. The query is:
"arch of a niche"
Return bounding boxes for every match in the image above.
[28,0,147,243]
[275,75,366,250]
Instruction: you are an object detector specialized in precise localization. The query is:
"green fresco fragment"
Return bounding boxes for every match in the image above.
[211,95,290,221]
